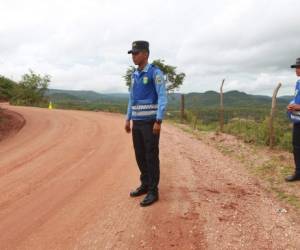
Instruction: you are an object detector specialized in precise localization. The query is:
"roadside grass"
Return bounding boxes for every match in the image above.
[169,120,300,213]
[271,187,300,209]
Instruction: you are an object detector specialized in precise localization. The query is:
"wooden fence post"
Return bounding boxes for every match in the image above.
[269,82,282,149]
[219,79,225,132]
[180,94,185,123]
[193,116,197,130]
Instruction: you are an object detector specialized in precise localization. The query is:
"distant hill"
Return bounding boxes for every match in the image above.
[278,95,294,102]
[46,89,128,104]
[46,88,292,109]
[169,90,291,109]
[48,92,83,102]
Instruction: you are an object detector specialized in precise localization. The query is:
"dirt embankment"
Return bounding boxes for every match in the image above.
[0,105,25,141]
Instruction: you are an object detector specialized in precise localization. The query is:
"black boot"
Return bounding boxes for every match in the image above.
[140,192,159,207]
[130,186,148,197]
[285,174,300,182]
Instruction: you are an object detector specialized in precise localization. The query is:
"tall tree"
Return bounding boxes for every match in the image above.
[123,59,185,92]
[13,70,51,105]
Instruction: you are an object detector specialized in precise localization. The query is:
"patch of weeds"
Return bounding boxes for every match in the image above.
[254,161,276,177]
[216,145,234,155]
[279,164,294,177]
[272,187,300,209]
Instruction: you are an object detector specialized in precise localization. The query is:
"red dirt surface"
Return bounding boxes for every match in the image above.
[0,103,300,249]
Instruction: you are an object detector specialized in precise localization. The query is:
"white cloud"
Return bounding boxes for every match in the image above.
[0,0,299,95]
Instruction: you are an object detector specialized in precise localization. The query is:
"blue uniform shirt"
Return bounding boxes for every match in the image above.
[126,63,168,121]
[288,79,300,123]
[294,79,300,104]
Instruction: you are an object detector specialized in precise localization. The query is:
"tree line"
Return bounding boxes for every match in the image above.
[0,70,50,106]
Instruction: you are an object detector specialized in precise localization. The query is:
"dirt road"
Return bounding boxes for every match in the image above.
[0,104,300,250]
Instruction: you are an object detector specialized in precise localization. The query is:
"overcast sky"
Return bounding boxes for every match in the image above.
[1,0,300,96]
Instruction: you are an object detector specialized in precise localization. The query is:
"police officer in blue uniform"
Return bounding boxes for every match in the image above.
[286,57,300,182]
[125,41,167,206]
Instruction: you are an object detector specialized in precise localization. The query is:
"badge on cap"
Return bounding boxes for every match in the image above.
[143,76,148,84]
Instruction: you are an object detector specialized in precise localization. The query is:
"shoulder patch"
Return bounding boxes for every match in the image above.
[155,74,163,84]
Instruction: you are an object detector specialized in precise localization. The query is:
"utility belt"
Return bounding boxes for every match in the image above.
[133,119,156,125]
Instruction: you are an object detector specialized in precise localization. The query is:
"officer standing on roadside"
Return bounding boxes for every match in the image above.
[125,41,167,206]
[286,57,300,182]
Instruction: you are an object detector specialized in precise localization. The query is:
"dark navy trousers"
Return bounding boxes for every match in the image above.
[132,120,160,193]
[293,123,300,175]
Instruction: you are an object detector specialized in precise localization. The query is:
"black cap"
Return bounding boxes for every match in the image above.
[291,58,300,68]
[128,41,149,54]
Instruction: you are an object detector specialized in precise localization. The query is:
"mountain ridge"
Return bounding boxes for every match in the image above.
[46,89,293,108]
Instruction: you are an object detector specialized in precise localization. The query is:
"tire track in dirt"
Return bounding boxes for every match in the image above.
[0,110,97,213]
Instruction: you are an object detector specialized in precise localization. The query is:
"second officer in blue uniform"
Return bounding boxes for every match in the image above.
[286,57,300,181]
[125,41,168,206]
